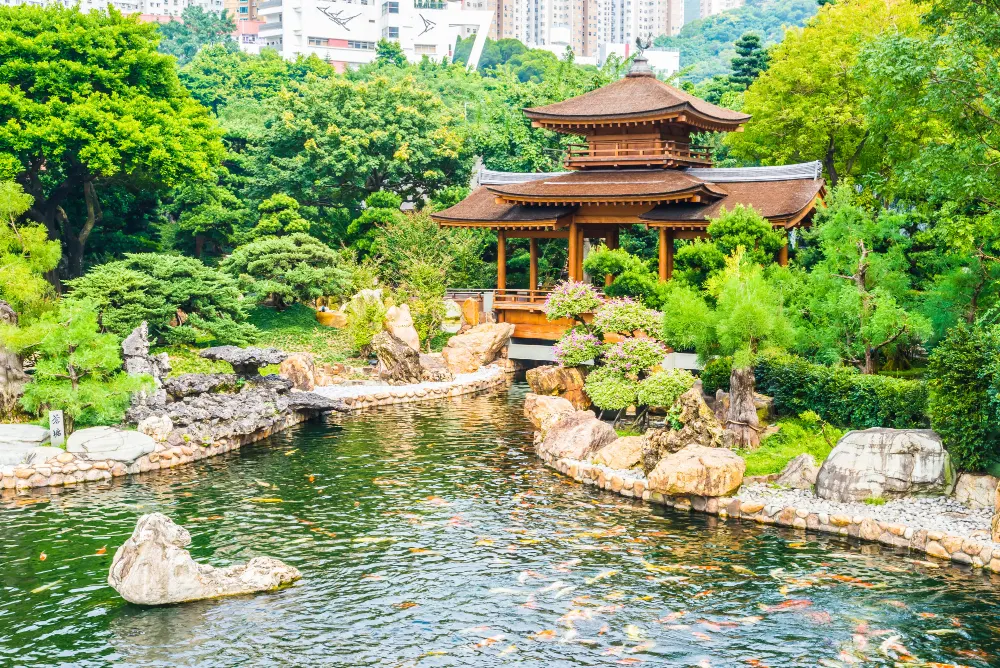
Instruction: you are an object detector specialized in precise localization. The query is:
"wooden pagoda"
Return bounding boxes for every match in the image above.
[432,54,826,340]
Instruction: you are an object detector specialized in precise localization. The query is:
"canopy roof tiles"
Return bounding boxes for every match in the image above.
[485,170,726,205]
[523,73,751,132]
[433,187,573,228]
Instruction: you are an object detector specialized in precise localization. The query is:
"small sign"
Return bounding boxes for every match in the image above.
[49,410,65,447]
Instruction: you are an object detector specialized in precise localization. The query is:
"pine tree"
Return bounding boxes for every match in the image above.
[729,33,770,90]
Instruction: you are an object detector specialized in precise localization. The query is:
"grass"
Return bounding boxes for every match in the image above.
[615,427,643,437]
[737,416,844,477]
[863,496,887,506]
[152,344,233,377]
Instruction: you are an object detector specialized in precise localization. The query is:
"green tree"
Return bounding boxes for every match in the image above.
[252,194,311,238]
[729,32,770,89]
[347,191,404,256]
[396,260,447,350]
[158,6,236,66]
[375,38,407,67]
[726,0,920,186]
[0,5,224,279]
[0,182,61,319]
[0,299,149,431]
[160,180,248,257]
[707,204,786,265]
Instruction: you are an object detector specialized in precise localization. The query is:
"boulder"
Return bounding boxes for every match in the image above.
[461,297,480,328]
[285,391,347,413]
[24,446,66,466]
[137,414,174,443]
[108,513,301,606]
[384,304,420,352]
[199,346,287,376]
[441,323,514,374]
[592,436,647,471]
[641,383,724,474]
[523,393,575,438]
[815,428,952,503]
[371,331,422,384]
[953,473,1000,509]
[280,352,317,391]
[66,426,156,463]
[775,453,820,490]
[442,299,463,334]
[647,444,746,497]
[537,410,617,461]
[0,425,52,465]
[316,310,347,328]
[163,373,239,400]
[525,364,590,410]
[121,322,170,384]
[418,354,454,383]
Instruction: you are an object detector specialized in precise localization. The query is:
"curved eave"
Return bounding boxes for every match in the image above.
[643,192,826,230]
[487,188,719,208]
[523,103,750,133]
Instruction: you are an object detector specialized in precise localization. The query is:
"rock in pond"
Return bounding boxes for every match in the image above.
[537,410,617,461]
[66,426,155,463]
[775,453,820,490]
[525,364,590,410]
[441,323,514,374]
[592,436,647,471]
[372,331,422,384]
[953,472,1000,509]
[0,425,50,465]
[280,352,317,391]
[647,444,745,498]
[109,513,301,606]
[199,346,288,376]
[523,393,575,438]
[816,428,952,503]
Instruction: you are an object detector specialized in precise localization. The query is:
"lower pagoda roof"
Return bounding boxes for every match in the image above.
[484,170,726,205]
[433,187,572,228]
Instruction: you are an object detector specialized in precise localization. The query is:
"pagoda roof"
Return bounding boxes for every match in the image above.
[523,74,751,131]
[433,187,572,228]
[640,178,826,228]
[484,169,726,205]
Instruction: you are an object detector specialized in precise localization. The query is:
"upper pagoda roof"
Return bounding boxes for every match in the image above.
[523,68,751,131]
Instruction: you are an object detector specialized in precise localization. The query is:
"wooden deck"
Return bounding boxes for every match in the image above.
[494,289,592,341]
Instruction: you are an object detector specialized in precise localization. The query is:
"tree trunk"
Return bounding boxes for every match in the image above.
[0,301,27,420]
[725,366,760,449]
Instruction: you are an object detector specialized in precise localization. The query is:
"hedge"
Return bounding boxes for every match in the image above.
[700,352,929,429]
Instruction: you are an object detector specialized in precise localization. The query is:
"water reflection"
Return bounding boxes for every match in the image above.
[0,384,998,667]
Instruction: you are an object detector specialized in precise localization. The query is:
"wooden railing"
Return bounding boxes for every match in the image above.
[565,140,712,168]
[493,289,553,307]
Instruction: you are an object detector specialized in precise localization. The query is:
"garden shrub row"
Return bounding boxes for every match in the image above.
[700,352,929,430]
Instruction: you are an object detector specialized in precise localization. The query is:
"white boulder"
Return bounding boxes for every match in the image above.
[775,453,821,490]
[537,410,617,461]
[67,426,155,463]
[384,304,420,352]
[109,513,301,606]
[953,473,1000,509]
[815,428,952,503]
[0,425,51,465]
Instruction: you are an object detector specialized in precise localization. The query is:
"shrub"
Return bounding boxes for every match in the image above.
[396,260,447,348]
[593,297,662,336]
[584,366,637,411]
[345,292,387,355]
[544,281,603,322]
[0,182,61,320]
[754,351,928,429]
[222,233,353,309]
[0,300,151,430]
[66,253,256,345]
[602,338,667,377]
[251,194,310,238]
[927,323,1000,472]
[700,356,732,394]
[637,369,696,408]
[553,330,602,367]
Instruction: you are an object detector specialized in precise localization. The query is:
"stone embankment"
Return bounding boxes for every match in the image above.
[526,391,1000,573]
[313,365,511,411]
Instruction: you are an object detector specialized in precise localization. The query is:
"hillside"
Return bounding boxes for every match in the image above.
[655,0,819,83]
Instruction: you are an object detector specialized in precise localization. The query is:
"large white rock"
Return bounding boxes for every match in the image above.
[953,472,1000,509]
[384,304,420,352]
[815,428,952,503]
[0,425,51,465]
[67,426,155,463]
[109,513,301,606]
[647,444,745,497]
[775,453,820,490]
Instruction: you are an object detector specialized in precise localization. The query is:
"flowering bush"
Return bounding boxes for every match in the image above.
[554,330,603,367]
[637,369,696,408]
[544,281,602,322]
[584,366,637,411]
[602,338,668,377]
[593,297,662,335]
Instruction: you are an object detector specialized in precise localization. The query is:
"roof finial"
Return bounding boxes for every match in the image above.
[627,36,654,78]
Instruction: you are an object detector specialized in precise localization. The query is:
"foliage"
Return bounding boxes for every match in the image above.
[222,233,352,309]
[727,0,921,186]
[0,182,60,320]
[375,39,406,67]
[396,261,447,349]
[0,5,224,278]
[157,6,236,66]
[583,246,661,306]
[584,366,637,412]
[0,300,149,429]
[706,205,786,265]
[659,281,715,351]
[344,292,387,355]
[673,239,726,289]
[348,191,404,256]
[66,253,255,345]
[251,194,311,238]
[737,414,842,476]
[926,323,1000,472]
[754,350,929,429]
[154,344,233,376]
[637,369,696,409]
[553,330,603,367]
[602,338,668,378]
[593,298,662,336]
[729,32,771,89]
[544,281,603,323]
[699,355,734,394]
[248,304,361,365]
[158,180,248,258]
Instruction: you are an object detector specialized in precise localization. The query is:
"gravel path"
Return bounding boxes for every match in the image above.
[739,482,995,541]
[311,366,504,400]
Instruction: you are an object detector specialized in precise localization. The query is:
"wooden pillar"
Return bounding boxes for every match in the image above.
[568,222,579,281]
[529,238,538,291]
[605,227,619,286]
[658,228,674,281]
[497,229,506,291]
[778,230,789,266]
[577,226,586,283]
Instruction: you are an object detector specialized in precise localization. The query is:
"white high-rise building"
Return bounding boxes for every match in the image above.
[0,0,225,17]
[699,0,741,19]
[256,0,492,69]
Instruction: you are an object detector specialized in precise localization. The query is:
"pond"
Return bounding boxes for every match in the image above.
[1,383,999,667]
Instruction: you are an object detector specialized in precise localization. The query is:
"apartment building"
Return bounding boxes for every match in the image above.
[225,0,259,19]
[257,0,493,69]
[699,0,741,19]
